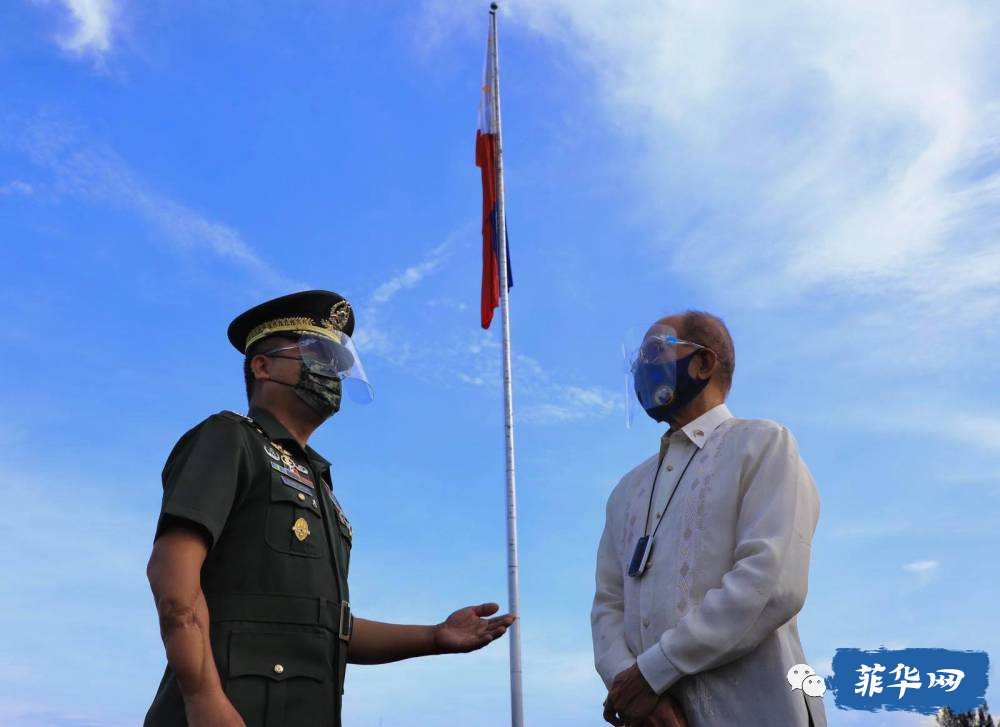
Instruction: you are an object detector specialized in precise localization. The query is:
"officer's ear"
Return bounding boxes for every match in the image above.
[250,352,273,382]
[247,335,296,383]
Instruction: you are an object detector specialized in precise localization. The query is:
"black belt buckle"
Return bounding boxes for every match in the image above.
[339,600,352,643]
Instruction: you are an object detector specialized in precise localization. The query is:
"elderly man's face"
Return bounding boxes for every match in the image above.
[639,316,699,365]
[631,315,722,424]
[640,315,720,386]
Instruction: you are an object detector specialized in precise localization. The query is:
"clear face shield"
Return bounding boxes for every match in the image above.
[266,332,374,404]
[624,324,706,427]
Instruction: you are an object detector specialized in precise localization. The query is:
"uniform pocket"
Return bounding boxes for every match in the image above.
[264,474,323,558]
[224,630,334,727]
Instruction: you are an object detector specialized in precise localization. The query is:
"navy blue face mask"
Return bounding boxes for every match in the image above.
[633,352,710,423]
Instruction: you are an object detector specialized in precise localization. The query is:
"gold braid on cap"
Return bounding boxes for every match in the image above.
[244,301,353,351]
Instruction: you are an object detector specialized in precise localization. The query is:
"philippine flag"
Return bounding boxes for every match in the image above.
[476,17,512,330]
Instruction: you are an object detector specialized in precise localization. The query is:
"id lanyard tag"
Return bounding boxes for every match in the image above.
[627,534,653,578]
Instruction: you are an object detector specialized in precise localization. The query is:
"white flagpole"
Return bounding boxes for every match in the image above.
[488,4,524,726]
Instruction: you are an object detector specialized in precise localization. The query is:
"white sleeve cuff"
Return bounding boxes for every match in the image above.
[636,637,682,695]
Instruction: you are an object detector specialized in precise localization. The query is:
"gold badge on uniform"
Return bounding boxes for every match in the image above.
[292,517,311,542]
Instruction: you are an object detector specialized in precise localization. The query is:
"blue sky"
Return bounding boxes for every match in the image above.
[1,1,998,725]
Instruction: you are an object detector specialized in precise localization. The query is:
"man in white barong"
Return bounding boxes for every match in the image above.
[594,311,826,727]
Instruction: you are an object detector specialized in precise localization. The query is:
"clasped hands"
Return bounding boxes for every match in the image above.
[603,665,687,727]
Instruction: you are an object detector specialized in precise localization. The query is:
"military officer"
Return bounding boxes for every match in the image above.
[144,290,514,727]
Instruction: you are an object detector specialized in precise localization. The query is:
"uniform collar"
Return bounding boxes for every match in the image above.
[663,403,733,450]
[247,405,330,467]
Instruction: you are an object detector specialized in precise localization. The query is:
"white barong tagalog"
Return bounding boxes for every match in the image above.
[592,404,827,727]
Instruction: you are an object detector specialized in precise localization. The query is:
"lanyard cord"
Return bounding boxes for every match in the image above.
[641,443,702,541]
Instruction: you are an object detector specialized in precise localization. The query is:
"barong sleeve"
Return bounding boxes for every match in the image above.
[592,487,638,688]
[636,424,820,694]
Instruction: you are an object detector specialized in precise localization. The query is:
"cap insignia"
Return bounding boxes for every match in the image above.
[323,301,352,333]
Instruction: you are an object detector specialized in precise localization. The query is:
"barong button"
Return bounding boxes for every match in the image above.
[273,664,284,674]
[666,464,674,471]
[642,618,650,628]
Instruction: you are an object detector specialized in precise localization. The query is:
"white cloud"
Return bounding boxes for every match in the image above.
[370,242,451,305]
[870,405,1000,455]
[457,336,620,423]
[417,0,1000,441]
[503,1,999,307]
[424,1,1000,339]
[0,180,34,195]
[352,236,619,423]
[427,297,468,312]
[4,117,298,289]
[902,559,940,586]
[902,560,939,573]
[52,0,115,56]
[34,0,116,58]
[522,385,618,423]
[351,232,462,363]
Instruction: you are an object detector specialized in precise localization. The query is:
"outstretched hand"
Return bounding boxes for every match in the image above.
[433,603,515,654]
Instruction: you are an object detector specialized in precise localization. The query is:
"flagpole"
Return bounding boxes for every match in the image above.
[489,4,524,726]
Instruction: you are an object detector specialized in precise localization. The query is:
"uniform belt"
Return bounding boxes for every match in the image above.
[206,592,352,643]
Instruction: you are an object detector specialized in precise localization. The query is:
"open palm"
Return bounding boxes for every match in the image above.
[433,602,515,654]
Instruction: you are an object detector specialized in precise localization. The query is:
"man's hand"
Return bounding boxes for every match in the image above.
[604,664,660,725]
[603,696,626,726]
[640,694,687,727]
[432,603,515,654]
[184,690,246,727]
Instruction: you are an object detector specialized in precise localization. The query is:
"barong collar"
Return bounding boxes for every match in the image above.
[663,403,733,450]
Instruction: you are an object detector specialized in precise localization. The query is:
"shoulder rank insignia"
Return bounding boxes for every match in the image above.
[233,413,269,441]
[326,486,353,538]
[292,517,311,542]
[338,511,353,539]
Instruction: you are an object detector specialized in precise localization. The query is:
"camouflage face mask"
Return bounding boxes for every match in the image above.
[293,357,342,419]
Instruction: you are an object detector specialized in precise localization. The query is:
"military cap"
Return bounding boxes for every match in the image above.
[227,290,356,354]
